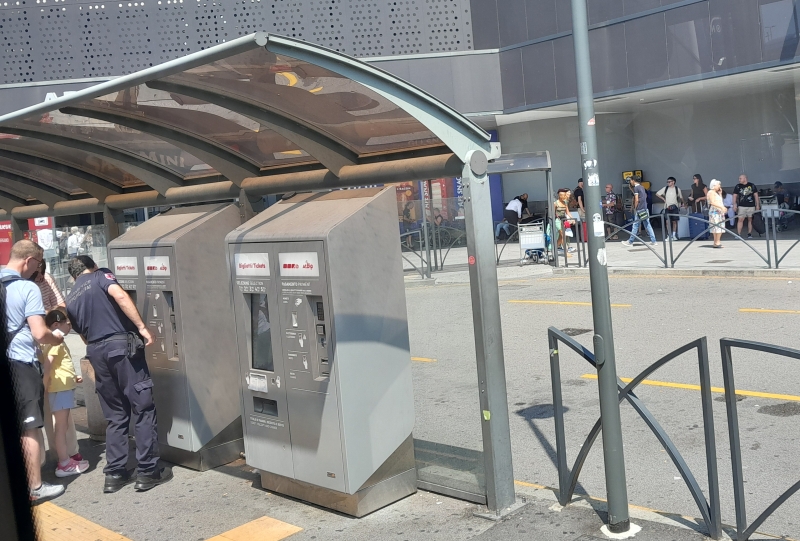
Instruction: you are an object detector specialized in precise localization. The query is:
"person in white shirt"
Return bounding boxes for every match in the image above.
[495,194,528,239]
[656,177,684,240]
[66,227,83,257]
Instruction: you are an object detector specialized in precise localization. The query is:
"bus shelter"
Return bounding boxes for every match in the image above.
[0,33,515,513]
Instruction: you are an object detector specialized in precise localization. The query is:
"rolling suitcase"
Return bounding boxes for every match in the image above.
[752,212,765,236]
[689,213,709,240]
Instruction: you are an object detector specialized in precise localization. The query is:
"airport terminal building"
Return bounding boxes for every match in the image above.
[2,0,799,220]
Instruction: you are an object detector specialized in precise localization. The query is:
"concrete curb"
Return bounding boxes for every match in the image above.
[552,267,800,278]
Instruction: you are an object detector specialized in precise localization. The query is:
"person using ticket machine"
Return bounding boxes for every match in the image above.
[66,255,173,494]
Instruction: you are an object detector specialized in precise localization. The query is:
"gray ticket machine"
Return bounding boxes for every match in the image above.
[107,203,244,470]
[226,188,416,516]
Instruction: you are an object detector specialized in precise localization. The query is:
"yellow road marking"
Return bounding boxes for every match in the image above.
[308,86,323,93]
[34,502,131,541]
[411,356,437,363]
[281,72,298,86]
[207,516,302,541]
[740,308,800,314]
[581,374,800,402]
[509,300,631,308]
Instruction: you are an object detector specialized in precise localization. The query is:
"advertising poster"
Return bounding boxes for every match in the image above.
[0,221,12,265]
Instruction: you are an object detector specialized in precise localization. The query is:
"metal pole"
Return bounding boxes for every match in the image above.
[570,0,631,533]
[547,171,558,268]
[462,150,515,514]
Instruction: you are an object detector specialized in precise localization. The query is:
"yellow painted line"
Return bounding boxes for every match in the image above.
[509,300,631,308]
[280,72,298,86]
[581,374,800,402]
[411,356,437,363]
[34,502,131,540]
[308,86,323,93]
[740,308,800,314]
[206,516,302,541]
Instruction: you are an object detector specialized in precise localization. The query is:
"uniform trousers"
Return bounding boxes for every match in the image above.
[87,335,159,474]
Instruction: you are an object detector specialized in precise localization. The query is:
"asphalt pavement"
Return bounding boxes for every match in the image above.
[31,268,800,541]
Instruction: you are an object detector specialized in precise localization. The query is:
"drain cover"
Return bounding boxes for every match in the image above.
[561,328,592,336]
[706,260,733,264]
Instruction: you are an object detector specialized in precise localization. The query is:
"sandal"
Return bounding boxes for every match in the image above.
[611,235,619,240]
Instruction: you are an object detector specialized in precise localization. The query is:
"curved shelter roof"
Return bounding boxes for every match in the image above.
[0,33,497,218]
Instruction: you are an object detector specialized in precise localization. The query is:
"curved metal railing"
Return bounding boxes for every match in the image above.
[769,208,800,268]
[666,212,771,268]
[720,338,800,541]
[547,327,721,539]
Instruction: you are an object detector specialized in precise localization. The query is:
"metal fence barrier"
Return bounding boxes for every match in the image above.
[720,338,800,541]
[769,208,800,269]
[547,327,721,539]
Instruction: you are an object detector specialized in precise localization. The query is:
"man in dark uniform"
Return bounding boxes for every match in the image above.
[65,255,172,493]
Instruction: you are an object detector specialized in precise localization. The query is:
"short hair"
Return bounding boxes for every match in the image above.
[709,179,721,190]
[70,226,79,234]
[577,178,583,183]
[667,177,676,182]
[9,240,43,262]
[45,308,69,328]
[68,255,97,279]
[631,175,641,183]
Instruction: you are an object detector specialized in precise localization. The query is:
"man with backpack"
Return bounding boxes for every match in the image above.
[656,177,684,240]
[1,240,66,501]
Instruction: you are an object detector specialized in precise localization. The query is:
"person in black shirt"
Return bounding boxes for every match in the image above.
[733,174,760,239]
[66,255,173,493]
[574,180,585,221]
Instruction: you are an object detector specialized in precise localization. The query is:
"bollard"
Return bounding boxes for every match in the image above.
[80,358,107,441]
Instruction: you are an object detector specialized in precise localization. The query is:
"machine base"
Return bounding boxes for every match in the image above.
[259,467,417,517]
[159,438,244,471]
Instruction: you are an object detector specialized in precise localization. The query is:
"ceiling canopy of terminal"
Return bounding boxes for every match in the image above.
[0,33,495,217]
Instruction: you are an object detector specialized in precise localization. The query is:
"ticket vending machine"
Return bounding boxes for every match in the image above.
[227,188,416,516]
[108,203,244,470]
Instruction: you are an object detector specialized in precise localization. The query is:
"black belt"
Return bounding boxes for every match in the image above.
[88,332,130,345]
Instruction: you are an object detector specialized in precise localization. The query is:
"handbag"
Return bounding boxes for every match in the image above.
[636,209,649,221]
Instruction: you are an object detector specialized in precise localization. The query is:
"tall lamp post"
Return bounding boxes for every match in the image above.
[570,0,632,534]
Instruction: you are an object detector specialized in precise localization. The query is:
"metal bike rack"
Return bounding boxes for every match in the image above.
[548,327,721,539]
[720,338,800,541]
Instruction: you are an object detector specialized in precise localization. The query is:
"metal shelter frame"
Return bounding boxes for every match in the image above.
[0,32,516,513]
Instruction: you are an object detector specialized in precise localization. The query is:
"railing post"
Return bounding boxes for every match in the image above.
[548,331,569,506]
[771,210,778,269]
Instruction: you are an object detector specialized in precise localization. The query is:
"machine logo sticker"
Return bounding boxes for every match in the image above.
[279,252,320,278]
[235,253,270,276]
[113,256,139,276]
[143,256,171,277]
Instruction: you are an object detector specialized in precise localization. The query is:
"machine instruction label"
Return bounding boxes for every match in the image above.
[145,279,168,291]
[236,279,268,293]
[117,278,137,290]
[249,415,284,430]
[113,257,139,276]
[278,252,319,278]
[234,253,270,276]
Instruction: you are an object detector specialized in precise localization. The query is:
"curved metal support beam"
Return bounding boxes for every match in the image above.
[58,106,260,186]
[265,34,497,161]
[0,150,121,201]
[0,170,68,207]
[0,136,183,196]
[0,190,27,213]
[146,79,358,176]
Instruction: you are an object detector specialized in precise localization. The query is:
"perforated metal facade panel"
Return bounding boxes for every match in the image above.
[1,0,473,86]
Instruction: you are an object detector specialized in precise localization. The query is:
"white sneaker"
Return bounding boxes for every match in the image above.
[30,481,65,501]
[621,240,632,247]
[648,241,657,246]
[55,458,90,478]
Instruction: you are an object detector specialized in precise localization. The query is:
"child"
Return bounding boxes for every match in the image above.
[42,309,89,477]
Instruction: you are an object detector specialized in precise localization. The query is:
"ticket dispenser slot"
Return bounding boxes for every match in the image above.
[309,296,329,376]
[164,291,178,360]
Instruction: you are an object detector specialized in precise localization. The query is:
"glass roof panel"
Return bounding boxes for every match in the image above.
[162,47,443,156]
[0,154,84,195]
[0,136,145,187]
[6,111,219,180]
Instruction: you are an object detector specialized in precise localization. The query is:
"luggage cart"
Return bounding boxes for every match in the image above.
[519,220,552,265]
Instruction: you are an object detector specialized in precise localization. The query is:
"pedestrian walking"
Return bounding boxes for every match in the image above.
[554,188,575,255]
[574,179,586,222]
[602,184,619,239]
[656,177,684,240]
[733,174,760,239]
[1,240,66,501]
[622,175,657,246]
[707,179,727,248]
[65,255,172,493]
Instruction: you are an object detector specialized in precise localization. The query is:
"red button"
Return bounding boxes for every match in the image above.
[468,255,476,265]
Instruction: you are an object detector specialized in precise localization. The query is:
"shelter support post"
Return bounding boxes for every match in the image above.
[462,150,515,514]
[103,205,124,245]
[238,188,266,223]
[571,0,630,533]
[11,217,25,244]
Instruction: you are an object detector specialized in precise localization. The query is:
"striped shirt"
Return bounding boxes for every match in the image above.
[37,272,65,311]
